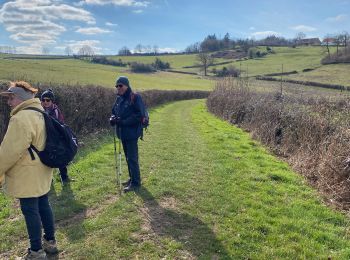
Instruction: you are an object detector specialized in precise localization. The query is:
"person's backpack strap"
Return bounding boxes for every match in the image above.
[24,106,45,114]
[129,92,150,140]
[130,92,136,104]
[24,107,46,160]
[28,145,36,160]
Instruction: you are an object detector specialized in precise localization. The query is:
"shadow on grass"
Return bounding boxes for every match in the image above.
[49,181,87,243]
[136,187,230,258]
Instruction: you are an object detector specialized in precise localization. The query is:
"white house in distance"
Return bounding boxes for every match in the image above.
[321,37,337,46]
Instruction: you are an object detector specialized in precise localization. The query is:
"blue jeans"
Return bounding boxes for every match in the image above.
[19,193,55,251]
[122,138,141,186]
[59,166,68,181]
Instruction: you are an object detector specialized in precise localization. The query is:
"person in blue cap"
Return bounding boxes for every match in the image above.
[110,76,145,192]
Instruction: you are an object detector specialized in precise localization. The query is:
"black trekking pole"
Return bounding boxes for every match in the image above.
[113,124,122,195]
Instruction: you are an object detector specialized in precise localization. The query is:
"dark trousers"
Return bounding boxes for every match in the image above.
[59,166,68,181]
[122,138,141,186]
[19,193,55,251]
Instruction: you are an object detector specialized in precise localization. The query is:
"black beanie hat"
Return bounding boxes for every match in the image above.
[41,89,55,101]
[116,76,130,87]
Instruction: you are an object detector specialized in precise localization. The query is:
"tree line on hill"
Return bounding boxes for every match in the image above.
[184,31,349,53]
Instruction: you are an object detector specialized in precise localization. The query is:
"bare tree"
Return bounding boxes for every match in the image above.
[196,52,214,76]
[42,46,50,55]
[0,46,16,54]
[223,32,230,49]
[294,32,306,45]
[153,45,159,54]
[144,45,152,54]
[65,46,73,56]
[118,46,131,56]
[134,44,143,54]
[323,34,333,58]
[77,45,94,57]
[335,34,342,56]
[185,42,200,53]
[339,31,349,53]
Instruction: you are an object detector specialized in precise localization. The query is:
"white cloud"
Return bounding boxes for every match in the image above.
[77,0,150,7]
[10,32,58,44]
[290,25,317,32]
[0,0,95,53]
[64,39,102,54]
[157,47,178,53]
[16,45,47,55]
[76,26,111,34]
[326,14,348,22]
[106,22,118,26]
[251,31,280,39]
[132,9,143,13]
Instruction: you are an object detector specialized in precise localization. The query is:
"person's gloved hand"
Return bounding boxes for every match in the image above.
[109,115,121,126]
[344,157,350,169]
[109,115,117,126]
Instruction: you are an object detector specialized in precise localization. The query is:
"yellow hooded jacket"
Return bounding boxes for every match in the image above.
[0,98,53,198]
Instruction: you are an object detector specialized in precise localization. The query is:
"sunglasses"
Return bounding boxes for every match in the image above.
[116,84,124,88]
[42,98,52,102]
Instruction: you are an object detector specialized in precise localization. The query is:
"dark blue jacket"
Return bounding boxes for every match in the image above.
[112,87,143,141]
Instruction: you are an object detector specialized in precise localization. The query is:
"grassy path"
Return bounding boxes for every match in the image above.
[1,99,350,259]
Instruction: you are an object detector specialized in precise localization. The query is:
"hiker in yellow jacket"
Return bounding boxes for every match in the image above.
[0,81,58,260]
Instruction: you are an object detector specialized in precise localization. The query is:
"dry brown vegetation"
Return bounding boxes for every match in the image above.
[207,78,350,210]
[322,46,350,64]
[0,81,209,141]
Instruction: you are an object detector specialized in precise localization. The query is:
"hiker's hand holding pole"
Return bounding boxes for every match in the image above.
[344,157,350,170]
[109,115,121,126]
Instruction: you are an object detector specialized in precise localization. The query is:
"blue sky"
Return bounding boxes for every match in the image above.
[0,0,349,54]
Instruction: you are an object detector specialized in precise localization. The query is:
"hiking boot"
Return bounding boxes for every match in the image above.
[42,238,58,254]
[23,249,47,260]
[123,184,140,193]
[122,179,131,187]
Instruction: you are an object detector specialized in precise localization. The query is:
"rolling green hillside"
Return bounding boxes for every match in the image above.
[1,45,349,88]
[111,46,350,87]
[0,55,214,90]
[111,46,329,76]
[229,46,327,76]
[283,63,350,87]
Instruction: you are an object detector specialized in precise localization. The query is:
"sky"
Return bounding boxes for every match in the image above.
[0,0,349,55]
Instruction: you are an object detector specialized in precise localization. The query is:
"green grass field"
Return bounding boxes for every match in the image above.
[112,46,350,87]
[226,46,327,76]
[109,53,199,70]
[1,45,349,89]
[283,63,350,87]
[0,56,214,90]
[114,47,328,75]
[1,100,350,259]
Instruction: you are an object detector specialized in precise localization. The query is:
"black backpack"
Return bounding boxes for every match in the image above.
[130,92,149,139]
[131,92,149,130]
[25,107,78,168]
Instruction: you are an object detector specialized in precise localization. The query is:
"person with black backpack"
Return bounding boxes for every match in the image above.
[40,89,72,184]
[110,76,147,192]
[0,81,58,260]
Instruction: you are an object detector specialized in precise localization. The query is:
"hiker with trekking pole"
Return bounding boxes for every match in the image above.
[109,76,147,193]
[0,81,59,260]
